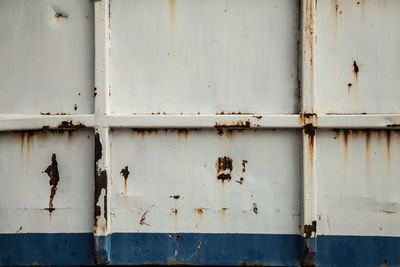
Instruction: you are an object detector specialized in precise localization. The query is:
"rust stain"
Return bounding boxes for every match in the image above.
[168,0,175,29]
[216,156,233,181]
[353,60,359,80]
[252,203,258,214]
[171,208,178,216]
[343,130,349,167]
[170,195,180,199]
[242,160,248,173]
[347,83,352,93]
[305,0,314,79]
[383,210,396,214]
[120,166,130,194]
[303,123,316,149]
[54,11,68,19]
[16,226,23,234]
[94,87,97,97]
[177,129,189,139]
[168,234,180,242]
[235,177,244,184]
[252,115,262,120]
[386,131,391,177]
[140,210,150,226]
[195,208,204,216]
[387,124,400,128]
[44,154,60,214]
[57,120,86,129]
[302,221,317,267]
[74,104,78,111]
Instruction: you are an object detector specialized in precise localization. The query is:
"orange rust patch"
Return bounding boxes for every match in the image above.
[195,208,204,215]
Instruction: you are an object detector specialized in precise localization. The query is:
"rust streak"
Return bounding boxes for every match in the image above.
[57,120,86,129]
[44,154,60,214]
[353,60,359,80]
[195,241,202,254]
[120,166,130,194]
[252,203,258,214]
[140,210,150,226]
[386,131,391,177]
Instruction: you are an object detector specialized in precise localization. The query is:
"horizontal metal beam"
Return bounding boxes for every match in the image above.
[1,114,400,131]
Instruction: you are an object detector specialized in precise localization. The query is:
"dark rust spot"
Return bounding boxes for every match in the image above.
[216,156,233,181]
[170,195,180,199]
[242,160,248,173]
[120,166,130,194]
[252,203,258,214]
[74,104,78,111]
[44,154,60,214]
[303,124,316,147]
[95,133,102,163]
[387,124,400,128]
[347,83,352,92]
[235,177,244,184]
[57,120,86,129]
[353,60,359,79]
[94,170,107,231]
[252,115,262,120]
[195,208,204,215]
[94,87,97,97]
[120,166,130,180]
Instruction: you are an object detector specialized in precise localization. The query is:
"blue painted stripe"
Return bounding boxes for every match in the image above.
[1,233,399,266]
[316,235,400,267]
[110,233,303,266]
[0,233,94,266]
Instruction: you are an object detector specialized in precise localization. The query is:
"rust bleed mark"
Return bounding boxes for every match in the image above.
[168,0,175,28]
[171,208,178,216]
[170,195,180,199]
[305,0,314,70]
[386,131,391,177]
[252,203,258,214]
[44,154,60,214]
[120,166,130,194]
[302,220,317,267]
[140,210,150,226]
[303,123,316,148]
[216,156,233,181]
[353,60,359,79]
[347,83,352,93]
[57,120,86,129]
[387,124,400,128]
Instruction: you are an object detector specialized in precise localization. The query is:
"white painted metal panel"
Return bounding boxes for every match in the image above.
[315,0,400,114]
[0,129,94,233]
[0,0,94,115]
[110,0,300,115]
[317,129,400,236]
[110,129,301,234]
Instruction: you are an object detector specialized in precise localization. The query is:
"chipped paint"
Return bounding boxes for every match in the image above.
[44,154,60,214]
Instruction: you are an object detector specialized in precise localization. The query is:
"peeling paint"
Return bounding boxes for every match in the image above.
[44,154,60,214]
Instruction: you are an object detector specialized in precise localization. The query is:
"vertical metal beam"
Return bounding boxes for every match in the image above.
[94,0,111,264]
[300,0,317,266]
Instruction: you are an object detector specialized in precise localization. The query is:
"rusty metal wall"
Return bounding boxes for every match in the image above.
[0,0,400,266]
